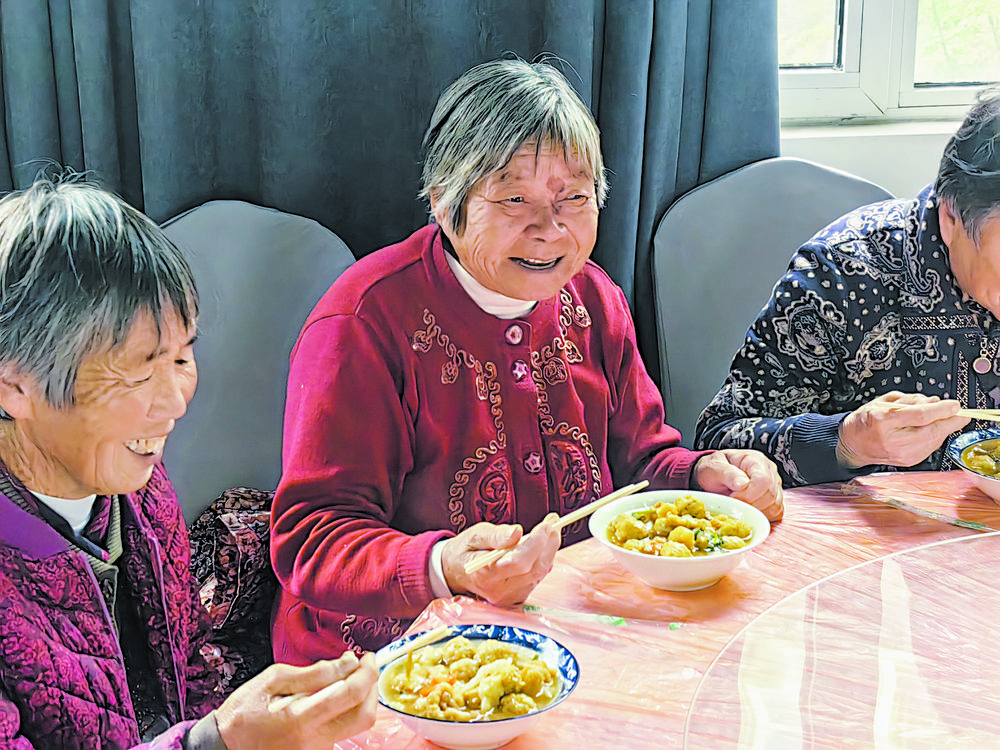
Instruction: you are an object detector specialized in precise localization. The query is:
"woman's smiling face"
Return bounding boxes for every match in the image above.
[9,307,197,498]
[435,141,599,301]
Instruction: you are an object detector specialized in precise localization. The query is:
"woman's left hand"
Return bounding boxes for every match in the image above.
[692,449,783,522]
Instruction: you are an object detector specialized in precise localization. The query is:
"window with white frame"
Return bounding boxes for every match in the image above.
[778,0,1000,122]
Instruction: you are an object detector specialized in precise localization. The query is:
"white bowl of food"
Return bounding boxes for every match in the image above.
[376,623,579,750]
[948,428,1000,503]
[588,489,771,591]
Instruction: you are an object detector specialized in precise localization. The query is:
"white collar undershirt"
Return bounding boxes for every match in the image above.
[32,491,97,535]
[445,253,537,319]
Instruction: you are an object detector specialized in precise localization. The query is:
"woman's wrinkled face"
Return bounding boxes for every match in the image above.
[436,141,599,301]
[941,201,1000,317]
[16,307,197,498]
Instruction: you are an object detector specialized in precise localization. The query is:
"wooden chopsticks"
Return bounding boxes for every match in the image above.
[957,408,1000,422]
[463,480,650,575]
[373,625,454,668]
[268,625,454,714]
[883,403,1000,423]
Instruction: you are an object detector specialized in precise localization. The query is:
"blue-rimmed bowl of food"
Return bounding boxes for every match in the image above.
[948,427,1000,503]
[588,489,771,591]
[376,623,579,750]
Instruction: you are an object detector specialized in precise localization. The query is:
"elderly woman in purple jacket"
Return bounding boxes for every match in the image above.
[0,175,377,749]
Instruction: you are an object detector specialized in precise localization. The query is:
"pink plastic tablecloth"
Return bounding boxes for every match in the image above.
[684,532,1000,749]
[335,471,1000,748]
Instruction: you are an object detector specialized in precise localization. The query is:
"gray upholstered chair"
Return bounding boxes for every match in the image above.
[651,157,894,447]
[161,200,355,522]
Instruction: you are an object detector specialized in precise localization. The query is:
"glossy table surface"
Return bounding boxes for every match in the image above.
[683,531,1000,749]
[336,471,1000,749]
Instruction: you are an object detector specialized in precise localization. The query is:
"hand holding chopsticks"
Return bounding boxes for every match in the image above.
[463,480,649,575]
[213,650,378,745]
[839,394,980,470]
[268,625,454,713]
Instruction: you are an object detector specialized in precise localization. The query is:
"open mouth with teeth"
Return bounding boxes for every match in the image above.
[125,437,167,457]
[511,257,561,271]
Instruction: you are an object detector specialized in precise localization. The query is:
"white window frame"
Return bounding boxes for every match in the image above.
[780,0,986,123]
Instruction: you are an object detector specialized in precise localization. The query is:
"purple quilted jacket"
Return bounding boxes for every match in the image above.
[0,464,223,749]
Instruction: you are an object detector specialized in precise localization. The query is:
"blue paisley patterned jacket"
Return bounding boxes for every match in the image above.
[696,185,999,486]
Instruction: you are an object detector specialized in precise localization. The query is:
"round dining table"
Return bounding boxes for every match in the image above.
[684,531,1000,749]
[335,471,1000,749]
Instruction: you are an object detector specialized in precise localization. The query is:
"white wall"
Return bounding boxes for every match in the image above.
[779,120,959,198]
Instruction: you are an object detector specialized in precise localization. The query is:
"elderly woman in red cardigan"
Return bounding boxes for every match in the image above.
[270,58,784,665]
[0,175,377,749]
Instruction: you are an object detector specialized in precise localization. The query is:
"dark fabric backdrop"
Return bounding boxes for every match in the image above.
[0,0,778,386]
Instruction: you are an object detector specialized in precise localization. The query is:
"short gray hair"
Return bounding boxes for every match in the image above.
[0,174,199,411]
[421,58,608,233]
[935,86,1000,243]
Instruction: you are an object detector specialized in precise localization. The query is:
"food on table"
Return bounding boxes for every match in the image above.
[961,438,1000,477]
[606,495,753,556]
[380,635,560,721]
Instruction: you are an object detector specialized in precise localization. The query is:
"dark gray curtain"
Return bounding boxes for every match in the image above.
[0,0,778,385]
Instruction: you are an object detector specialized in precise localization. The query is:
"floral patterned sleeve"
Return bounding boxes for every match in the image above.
[0,681,207,750]
[694,239,878,486]
[181,573,227,717]
[0,683,35,748]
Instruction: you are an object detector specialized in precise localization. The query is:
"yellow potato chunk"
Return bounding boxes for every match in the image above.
[659,540,693,557]
[610,513,648,544]
[450,657,479,681]
[654,502,677,518]
[520,660,555,697]
[622,538,654,554]
[667,525,695,550]
[500,693,537,716]
[441,636,477,664]
[674,495,706,518]
[717,520,752,539]
[652,517,674,536]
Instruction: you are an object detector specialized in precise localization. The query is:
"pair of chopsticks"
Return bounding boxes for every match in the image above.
[268,625,454,714]
[463,480,650,575]
[883,403,1000,423]
[958,408,1000,422]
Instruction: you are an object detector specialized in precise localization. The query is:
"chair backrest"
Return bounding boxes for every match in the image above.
[651,156,894,447]
[161,200,355,523]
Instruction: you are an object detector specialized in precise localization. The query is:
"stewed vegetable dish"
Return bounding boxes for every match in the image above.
[607,495,753,557]
[961,439,1000,477]
[380,636,560,721]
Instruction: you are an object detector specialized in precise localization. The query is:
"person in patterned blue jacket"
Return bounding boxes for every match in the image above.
[696,88,1000,487]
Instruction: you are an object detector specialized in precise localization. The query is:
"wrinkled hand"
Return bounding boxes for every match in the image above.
[836,392,970,470]
[693,449,783,521]
[215,651,378,750]
[441,514,560,608]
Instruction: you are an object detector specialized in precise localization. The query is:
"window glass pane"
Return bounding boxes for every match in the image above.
[915,1,1000,84]
[778,0,842,67]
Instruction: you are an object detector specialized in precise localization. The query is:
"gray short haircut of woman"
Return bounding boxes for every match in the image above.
[0,175,198,413]
[421,58,608,233]
[935,86,1000,243]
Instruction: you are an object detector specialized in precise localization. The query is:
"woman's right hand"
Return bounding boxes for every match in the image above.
[836,391,970,469]
[440,514,560,607]
[214,651,378,749]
